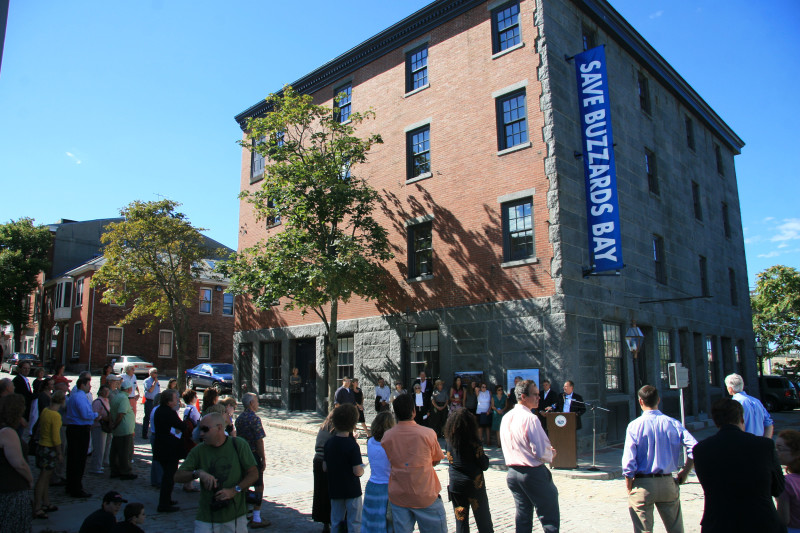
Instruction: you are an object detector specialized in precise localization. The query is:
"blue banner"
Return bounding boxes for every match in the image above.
[574,46,624,273]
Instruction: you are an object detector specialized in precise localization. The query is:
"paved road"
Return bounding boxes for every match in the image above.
[5,370,798,532]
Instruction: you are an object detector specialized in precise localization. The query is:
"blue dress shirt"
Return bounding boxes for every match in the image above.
[732,391,773,437]
[63,388,98,425]
[622,409,698,478]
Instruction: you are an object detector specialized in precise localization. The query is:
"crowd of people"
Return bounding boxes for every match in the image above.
[0,361,271,533]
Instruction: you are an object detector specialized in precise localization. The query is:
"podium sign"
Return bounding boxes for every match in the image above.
[546,412,577,469]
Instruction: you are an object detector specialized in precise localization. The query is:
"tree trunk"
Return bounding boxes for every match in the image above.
[326,300,339,411]
[174,308,190,390]
[12,322,22,353]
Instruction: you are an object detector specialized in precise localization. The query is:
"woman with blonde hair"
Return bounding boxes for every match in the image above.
[362,411,396,531]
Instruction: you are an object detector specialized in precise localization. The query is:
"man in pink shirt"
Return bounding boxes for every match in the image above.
[381,392,446,533]
[500,379,560,532]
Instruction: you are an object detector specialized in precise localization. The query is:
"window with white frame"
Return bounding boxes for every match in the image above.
[410,329,439,380]
[222,293,234,316]
[107,327,123,355]
[603,322,623,392]
[337,337,354,380]
[198,332,211,359]
[199,288,212,314]
[74,278,84,307]
[159,330,173,358]
[55,280,72,309]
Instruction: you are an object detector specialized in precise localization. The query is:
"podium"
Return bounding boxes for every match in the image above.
[546,412,577,469]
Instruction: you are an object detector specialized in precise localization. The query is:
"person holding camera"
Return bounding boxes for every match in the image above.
[175,412,259,532]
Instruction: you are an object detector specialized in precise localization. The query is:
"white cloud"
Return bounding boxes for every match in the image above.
[763,216,775,223]
[649,10,664,19]
[778,243,789,249]
[770,218,800,242]
[744,235,763,244]
[65,152,82,164]
[758,251,781,258]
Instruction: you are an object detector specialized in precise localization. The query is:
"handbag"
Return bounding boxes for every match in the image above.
[96,399,113,434]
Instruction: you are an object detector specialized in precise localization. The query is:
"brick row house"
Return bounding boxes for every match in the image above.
[232,0,753,445]
[28,219,235,376]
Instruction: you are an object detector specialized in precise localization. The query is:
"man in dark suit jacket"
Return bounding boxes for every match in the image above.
[412,370,433,404]
[693,398,785,533]
[554,380,586,430]
[12,360,34,420]
[536,379,556,431]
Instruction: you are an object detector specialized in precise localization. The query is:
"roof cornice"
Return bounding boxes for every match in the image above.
[576,0,743,153]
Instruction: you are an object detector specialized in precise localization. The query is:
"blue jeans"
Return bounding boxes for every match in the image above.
[149,434,163,486]
[391,496,447,533]
[506,466,560,532]
[331,496,362,533]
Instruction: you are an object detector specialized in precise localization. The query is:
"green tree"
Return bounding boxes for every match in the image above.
[0,218,52,352]
[92,200,216,388]
[220,86,391,409]
[751,265,800,372]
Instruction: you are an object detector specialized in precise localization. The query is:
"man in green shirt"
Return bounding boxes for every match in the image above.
[109,381,137,480]
[175,412,259,532]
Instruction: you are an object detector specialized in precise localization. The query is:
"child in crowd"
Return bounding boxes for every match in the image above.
[323,404,364,532]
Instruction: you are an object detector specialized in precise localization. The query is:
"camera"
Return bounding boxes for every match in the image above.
[209,482,233,512]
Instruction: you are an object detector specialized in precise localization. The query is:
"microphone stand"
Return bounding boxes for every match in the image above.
[570,399,610,471]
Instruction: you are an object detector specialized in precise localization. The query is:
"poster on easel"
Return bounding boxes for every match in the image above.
[505,368,540,393]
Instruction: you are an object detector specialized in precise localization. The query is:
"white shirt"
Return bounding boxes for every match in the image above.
[122,374,137,398]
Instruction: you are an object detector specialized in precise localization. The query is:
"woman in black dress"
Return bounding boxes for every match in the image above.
[312,411,336,533]
[443,408,494,532]
[152,389,185,513]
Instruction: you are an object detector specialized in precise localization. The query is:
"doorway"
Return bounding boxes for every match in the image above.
[295,338,317,411]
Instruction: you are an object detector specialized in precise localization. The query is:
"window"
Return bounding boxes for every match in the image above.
[715,143,725,176]
[260,342,282,395]
[408,222,433,278]
[159,330,173,358]
[107,327,123,355]
[411,329,439,380]
[657,330,671,386]
[72,322,82,359]
[603,323,623,392]
[337,337,354,380]
[199,288,212,314]
[502,198,534,261]
[492,1,521,54]
[735,343,742,375]
[692,181,703,220]
[251,136,266,180]
[645,148,658,195]
[699,255,709,297]
[581,24,596,51]
[496,90,528,150]
[685,116,695,150]
[55,280,72,308]
[706,336,716,385]
[74,278,84,307]
[637,72,651,114]
[653,234,666,284]
[334,83,351,123]
[729,268,738,306]
[198,332,211,359]
[266,198,281,227]
[406,44,428,92]
[407,125,431,179]
[722,202,731,238]
[222,293,234,316]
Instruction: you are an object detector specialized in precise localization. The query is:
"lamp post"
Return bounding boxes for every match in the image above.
[625,321,645,391]
[51,324,61,373]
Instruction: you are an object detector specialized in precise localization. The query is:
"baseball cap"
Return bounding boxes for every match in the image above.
[103,491,128,504]
[120,381,132,390]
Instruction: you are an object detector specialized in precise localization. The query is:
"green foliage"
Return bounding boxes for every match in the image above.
[0,218,52,351]
[220,86,392,406]
[91,200,215,387]
[751,265,800,364]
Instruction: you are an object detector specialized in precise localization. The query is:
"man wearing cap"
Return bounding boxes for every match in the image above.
[79,491,126,533]
[63,374,98,498]
[142,368,160,439]
[334,376,355,407]
[109,378,137,480]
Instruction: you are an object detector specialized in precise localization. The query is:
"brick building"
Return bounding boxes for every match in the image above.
[30,219,235,377]
[233,0,752,445]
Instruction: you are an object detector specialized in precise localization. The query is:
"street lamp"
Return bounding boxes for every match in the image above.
[625,321,645,390]
[51,324,61,373]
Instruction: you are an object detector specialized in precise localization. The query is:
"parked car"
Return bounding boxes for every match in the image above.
[758,374,800,412]
[185,363,233,393]
[1,353,42,375]
[111,355,155,377]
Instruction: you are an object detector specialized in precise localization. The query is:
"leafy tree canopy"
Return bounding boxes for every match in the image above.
[751,265,800,362]
[220,86,392,406]
[92,199,216,386]
[0,218,51,351]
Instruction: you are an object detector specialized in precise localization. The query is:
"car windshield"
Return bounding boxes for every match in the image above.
[123,356,147,363]
[209,364,233,374]
[18,354,37,360]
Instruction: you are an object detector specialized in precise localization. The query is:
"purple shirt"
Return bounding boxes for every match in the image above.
[622,410,697,478]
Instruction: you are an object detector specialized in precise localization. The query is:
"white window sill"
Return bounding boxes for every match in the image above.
[404,84,430,98]
[406,172,433,185]
[497,142,531,157]
[492,42,525,60]
[408,274,434,283]
[501,257,539,268]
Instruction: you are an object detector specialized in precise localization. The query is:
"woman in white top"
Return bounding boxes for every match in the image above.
[362,412,396,531]
[475,382,492,445]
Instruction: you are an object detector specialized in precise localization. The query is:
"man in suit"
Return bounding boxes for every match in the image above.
[537,379,556,432]
[412,370,433,404]
[554,380,587,430]
[12,360,34,421]
[693,398,785,533]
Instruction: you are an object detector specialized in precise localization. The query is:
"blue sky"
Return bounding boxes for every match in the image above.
[1,1,797,287]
